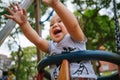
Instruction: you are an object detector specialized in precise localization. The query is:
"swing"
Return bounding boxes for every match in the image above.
[37,0,120,80]
[37,50,120,80]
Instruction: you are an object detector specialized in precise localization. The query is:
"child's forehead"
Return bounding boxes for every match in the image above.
[50,14,60,22]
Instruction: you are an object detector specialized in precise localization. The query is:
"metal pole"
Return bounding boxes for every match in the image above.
[34,0,42,62]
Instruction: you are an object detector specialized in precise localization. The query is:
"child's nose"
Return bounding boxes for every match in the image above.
[53,23,59,28]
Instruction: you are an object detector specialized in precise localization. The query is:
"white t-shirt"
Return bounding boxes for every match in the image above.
[48,34,97,80]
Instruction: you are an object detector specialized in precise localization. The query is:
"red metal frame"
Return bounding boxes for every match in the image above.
[37,72,44,80]
[118,66,120,77]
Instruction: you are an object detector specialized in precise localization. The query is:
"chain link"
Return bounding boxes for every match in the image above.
[113,0,120,54]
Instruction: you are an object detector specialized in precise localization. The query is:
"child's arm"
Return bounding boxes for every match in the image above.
[4,3,49,53]
[43,0,85,42]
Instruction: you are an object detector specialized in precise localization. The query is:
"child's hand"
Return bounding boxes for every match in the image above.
[42,0,59,7]
[4,3,27,26]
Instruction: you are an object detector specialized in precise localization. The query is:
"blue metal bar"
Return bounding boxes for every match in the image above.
[37,50,120,72]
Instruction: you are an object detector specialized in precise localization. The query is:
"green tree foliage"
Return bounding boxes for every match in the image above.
[11,46,37,80]
[0,1,8,31]
[73,0,120,52]
[83,9,115,51]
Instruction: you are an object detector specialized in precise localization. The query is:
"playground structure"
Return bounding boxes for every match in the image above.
[37,50,120,80]
[0,0,120,80]
[0,0,34,45]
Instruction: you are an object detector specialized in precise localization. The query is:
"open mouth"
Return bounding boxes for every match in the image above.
[53,29,62,35]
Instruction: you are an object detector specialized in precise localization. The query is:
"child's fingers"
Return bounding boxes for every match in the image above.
[42,0,48,4]
[6,8,14,15]
[4,14,13,19]
[23,9,27,16]
[10,3,17,12]
[16,3,22,11]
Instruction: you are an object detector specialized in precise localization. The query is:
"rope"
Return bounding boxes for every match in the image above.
[39,10,54,24]
[113,0,120,54]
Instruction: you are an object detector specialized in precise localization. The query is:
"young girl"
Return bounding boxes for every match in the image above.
[4,0,97,80]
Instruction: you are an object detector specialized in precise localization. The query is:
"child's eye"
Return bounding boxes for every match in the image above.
[58,20,62,23]
[50,23,53,27]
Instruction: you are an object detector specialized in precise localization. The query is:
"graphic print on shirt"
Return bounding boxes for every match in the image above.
[72,62,89,76]
[51,52,57,55]
[53,66,61,80]
[53,68,57,80]
[62,47,76,53]
[52,47,77,80]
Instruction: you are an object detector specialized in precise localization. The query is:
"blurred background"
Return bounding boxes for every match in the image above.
[0,0,120,80]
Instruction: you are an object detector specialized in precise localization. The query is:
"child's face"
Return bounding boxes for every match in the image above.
[49,14,68,42]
